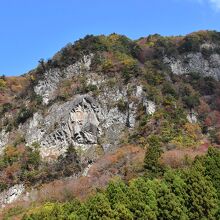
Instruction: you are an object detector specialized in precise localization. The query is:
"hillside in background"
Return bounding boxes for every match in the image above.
[0,30,220,219]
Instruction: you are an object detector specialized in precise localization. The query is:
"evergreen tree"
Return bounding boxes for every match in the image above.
[163,169,189,215]
[203,147,220,217]
[114,204,134,220]
[156,181,188,220]
[204,147,220,198]
[127,178,158,219]
[106,179,130,208]
[86,193,115,220]
[144,135,163,177]
[184,161,218,220]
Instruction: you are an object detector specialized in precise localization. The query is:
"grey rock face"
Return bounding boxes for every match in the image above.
[0,129,9,155]
[25,95,101,159]
[164,52,220,80]
[34,54,93,105]
[143,100,156,115]
[25,82,148,160]
[0,184,24,208]
[1,54,154,163]
[187,110,198,123]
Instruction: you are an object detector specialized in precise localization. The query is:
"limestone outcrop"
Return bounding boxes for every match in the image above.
[0,184,25,208]
[34,54,93,105]
[164,52,220,80]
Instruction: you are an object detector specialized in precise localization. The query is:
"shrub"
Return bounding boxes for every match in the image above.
[117,99,127,113]
[1,103,12,114]
[0,78,6,88]
[178,34,201,53]
[85,84,98,93]
[162,82,177,98]
[183,94,200,109]
[16,107,33,125]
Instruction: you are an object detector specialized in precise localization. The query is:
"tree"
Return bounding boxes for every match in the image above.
[204,148,220,198]
[38,58,46,71]
[156,181,189,220]
[183,95,200,109]
[127,178,158,219]
[163,170,189,218]
[203,147,220,217]
[86,193,115,219]
[184,161,218,220]
[106,179,130,208]
[114,204,133,220]
[144,135,163,177]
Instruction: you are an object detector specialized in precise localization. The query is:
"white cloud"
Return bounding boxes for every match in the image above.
[185,0,220,11]
[209,0,220,10]
[176,0,220,11]
[196,0,220,10]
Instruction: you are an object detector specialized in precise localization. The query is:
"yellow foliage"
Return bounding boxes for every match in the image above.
[0,79,6,88]
[146,41,155,47]
[102,59,114,72]
[99,34,122,48]
[115,52,135,64]
[5,145,20,158]
[170,123,202,149]
[184,123,202,141]
[30,75,35,81]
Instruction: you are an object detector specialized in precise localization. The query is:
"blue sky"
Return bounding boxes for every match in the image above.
[1,0,220,76]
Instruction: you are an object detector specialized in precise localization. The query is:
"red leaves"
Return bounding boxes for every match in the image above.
[160,140,210,168]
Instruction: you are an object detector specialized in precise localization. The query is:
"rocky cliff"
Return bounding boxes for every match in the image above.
[0,31,220,208]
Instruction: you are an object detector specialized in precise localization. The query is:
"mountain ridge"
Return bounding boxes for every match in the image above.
[0,30,220,218]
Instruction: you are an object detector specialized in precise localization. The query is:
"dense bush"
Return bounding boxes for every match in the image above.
[182,94,200,109]
[0,142,82,192]
[49,34,141,69]
[16,107,34,125]
[178,35,201,53]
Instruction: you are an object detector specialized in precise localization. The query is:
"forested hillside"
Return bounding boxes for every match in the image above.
[0,30,220,219]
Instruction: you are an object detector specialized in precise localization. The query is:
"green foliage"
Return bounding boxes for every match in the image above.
[21,146,41,170]
[182,94,200,109]
[32,94,43,105]
[0,78,6,88]
[0,144,41,190]
[117,99,127,113]
[204,148,220,199]
[144,135,163,177]
[143,62,165,86]
[3,206,25,220]
[184,161,218,219]
[4,31,220,220]
[154,36,178,58]
[49,33,141,69]
[56,144,81,177]
[23,202,67,220]
[85,84,98,93]
[106,179,130,209]
[22,157,220,220]
[16,107,34,125]
[178,35,201,53]
[127,178,158,219]
[98,34,141,57]
[162,82,177,98]
[156,181,188,220]
[86,193,115,219]
[1,103,13,114]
